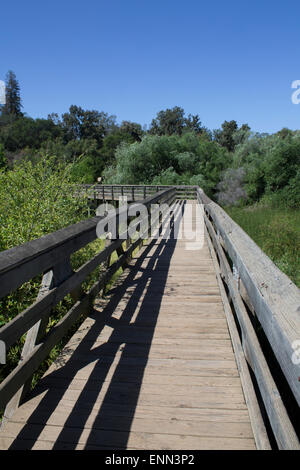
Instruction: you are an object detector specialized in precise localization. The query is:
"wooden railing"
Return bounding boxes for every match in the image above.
[0,187,176,422]
[80,184,197,201]
[197,188,300,450]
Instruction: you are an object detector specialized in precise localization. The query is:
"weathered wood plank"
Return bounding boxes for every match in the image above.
[0,424,256,450]
[4,415,254,439]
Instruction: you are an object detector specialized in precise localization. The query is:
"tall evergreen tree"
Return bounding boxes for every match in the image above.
[3,70,23,116]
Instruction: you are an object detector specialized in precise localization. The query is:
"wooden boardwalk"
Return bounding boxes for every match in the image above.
[0,201,256,450]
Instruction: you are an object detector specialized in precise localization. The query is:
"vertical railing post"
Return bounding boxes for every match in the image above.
[232,264,240,290]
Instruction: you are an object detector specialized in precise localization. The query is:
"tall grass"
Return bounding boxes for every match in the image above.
[225,205,300,287]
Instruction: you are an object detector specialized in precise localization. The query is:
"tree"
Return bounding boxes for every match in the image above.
[2,71,23,117]
[149,107,208,137]
[149,106,186,135]
[0,116,62,151]
[184,114,202,134]
[264,136,300,192]
[99,131,136,167]
[233,123,251,146]
[214,120,238,152]
[276,127,293,140]
[119,121,143,141]
[47,113,61,126]
[61,105,116,144]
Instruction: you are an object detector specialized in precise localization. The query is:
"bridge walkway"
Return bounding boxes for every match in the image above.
[0,200,256,450]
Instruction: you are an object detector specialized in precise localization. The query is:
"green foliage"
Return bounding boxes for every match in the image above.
[275,127,294,139]
[0,156,89,250]
[220,130,300,208]
[282,170,300,209]
[149,106,207,137]
[214,120,238,152]
[0,116,62,152]
[61,105,116,144]
[149,106,186,135]
[99,131,136,167]
[27,137,109,183]
[0,156,103,393]
[119,121,144,141]
[0,143,7,169]
[263,135,300,193]
[103,133,229,195]
[69,155,96,183]
[152,167,184,185]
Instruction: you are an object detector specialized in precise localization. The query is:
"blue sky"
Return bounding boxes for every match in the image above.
[1,0,300,133]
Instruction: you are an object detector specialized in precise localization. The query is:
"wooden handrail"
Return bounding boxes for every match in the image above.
[79,184,197,200]
[0,187,176,418]
[197,187,300,449]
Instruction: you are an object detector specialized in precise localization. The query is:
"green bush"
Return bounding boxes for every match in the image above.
[0,155,90,250]
[103,132,229,196]
[0,155,102,394]
[264,136,300,193]
[224,132,300,207]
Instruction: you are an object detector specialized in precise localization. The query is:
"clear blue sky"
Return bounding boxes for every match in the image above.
[1,0,300,133]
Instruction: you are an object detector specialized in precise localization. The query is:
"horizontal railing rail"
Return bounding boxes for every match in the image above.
[197,187,300,450]
[0,187,176,422]
[79,184,197,200]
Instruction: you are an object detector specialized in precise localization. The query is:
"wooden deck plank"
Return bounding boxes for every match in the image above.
[0,200,256,450]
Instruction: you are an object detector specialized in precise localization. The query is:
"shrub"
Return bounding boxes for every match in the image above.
[264,135,300,192]
[0,155,103,395]
[0,155,89,250]
[103,133,229,197]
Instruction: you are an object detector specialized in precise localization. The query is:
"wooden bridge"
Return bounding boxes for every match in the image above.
[0,185,299,450]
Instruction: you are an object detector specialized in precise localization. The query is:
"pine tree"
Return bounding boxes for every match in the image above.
[3,70,23,116]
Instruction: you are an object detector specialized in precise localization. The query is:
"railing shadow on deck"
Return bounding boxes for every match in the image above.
[7,201,185,449]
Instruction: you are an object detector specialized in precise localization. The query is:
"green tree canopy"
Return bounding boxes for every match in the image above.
[214,120,238,152]
[119,121,144,141]
[0,116,62,152]
[149,106,207,136]
[61,105,116,144]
